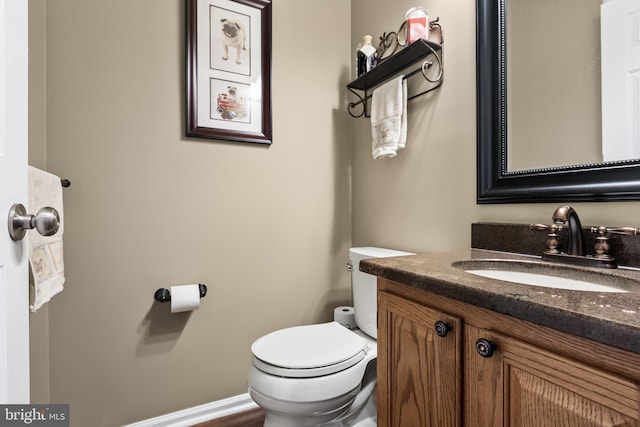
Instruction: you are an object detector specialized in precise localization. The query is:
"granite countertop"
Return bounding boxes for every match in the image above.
[360,249,640,354]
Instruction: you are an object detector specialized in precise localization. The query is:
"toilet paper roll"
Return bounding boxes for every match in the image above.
[170,284,201,313]
[334,306,357,329]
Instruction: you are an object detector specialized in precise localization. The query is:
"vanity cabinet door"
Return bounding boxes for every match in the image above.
[378,291,462,427]
[464,324,640,427]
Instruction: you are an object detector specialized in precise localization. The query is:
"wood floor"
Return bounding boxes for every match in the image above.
[191,407,265,427]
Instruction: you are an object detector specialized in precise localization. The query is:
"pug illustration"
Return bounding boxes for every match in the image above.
[221,18,246,65]
[216,86,247,120]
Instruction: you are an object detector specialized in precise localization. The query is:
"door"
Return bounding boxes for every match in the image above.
[465,325,640,426]
[601,0,640,162]
[378,291,462,427]
[0,0,30,403]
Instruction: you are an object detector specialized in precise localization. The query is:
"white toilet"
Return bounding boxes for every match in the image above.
[248,247,413,427]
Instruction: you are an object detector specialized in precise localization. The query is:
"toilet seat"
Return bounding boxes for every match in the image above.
[251,322,368,378]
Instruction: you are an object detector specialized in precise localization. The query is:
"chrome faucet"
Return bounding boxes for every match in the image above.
[551,205,586,256]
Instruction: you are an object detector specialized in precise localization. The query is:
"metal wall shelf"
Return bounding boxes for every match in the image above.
[347,38,443,118]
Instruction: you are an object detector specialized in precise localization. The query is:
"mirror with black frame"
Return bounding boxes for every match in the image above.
[476,0,640,204]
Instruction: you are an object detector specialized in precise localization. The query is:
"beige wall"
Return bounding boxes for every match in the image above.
[28,0,640,426]
[351,0,640,252]
[30,0,352,425]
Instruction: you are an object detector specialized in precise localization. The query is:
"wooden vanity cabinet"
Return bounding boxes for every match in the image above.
[378,279,640,427]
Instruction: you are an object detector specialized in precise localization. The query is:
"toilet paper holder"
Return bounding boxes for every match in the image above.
[154,284,207,303]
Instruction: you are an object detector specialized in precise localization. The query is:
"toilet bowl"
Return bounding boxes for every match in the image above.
[248,247,413,427]
[249,322,377,426]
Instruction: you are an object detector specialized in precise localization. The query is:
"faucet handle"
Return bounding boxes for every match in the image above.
[530,223,563,232]
[530,223,563,254]
[589,226,640,260]
[590,226,614,259]
[591,226,640,236]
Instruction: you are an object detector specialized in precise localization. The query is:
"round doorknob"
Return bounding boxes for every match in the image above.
[8,203,60,241]
[475,338,497,358]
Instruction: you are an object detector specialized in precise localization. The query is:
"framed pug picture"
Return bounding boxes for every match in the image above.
[186,0,272,144]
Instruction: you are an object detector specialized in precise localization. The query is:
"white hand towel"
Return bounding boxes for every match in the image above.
[28,166,65,312]
[371,75,408,159]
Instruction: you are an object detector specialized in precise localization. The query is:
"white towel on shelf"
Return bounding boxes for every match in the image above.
[371,75,408,159]
[28,166,65,312]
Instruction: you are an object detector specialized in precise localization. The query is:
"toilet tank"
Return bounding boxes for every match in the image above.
[349,247,414,339]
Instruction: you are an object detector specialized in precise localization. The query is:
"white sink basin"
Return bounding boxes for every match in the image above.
[452,259,639,293]
[465,269,628,293]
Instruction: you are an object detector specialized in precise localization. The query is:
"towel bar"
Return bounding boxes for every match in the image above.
[347,57,443,117]
[61,179,70,188]
[154,284,207,303]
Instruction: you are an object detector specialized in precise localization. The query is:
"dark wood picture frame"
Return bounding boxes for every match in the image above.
[187,0,272,144]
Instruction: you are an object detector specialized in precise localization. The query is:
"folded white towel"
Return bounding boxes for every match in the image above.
[28,166,65,312]
[371,75,408,159]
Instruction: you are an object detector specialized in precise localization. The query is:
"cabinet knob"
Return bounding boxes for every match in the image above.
[434,320,451,337]
[475,338,497,358]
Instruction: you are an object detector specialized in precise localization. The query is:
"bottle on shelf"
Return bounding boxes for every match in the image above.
[356,35,377,78]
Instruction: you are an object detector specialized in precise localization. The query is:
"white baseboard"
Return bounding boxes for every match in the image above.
[125,393,258,427]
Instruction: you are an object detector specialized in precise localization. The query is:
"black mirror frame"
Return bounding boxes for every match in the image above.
[476,0,640,204]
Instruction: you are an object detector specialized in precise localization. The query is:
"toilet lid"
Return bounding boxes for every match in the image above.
[251,322,369,377]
